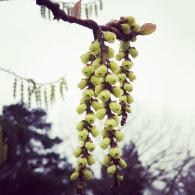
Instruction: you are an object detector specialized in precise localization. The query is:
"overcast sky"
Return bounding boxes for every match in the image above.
[0,0,195,170]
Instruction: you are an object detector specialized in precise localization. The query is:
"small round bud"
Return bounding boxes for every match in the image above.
[70,171,79,181]
[129,47,139,58]
[85,113,96,124]
[76,121,85,131]
[114,130,124,142]
[95,65,107,77]
[100,137,111,149]
[124,82,133,92]
[118,73,126,83]
[73,147,82,157]
[105,118,117,130]
[82,65,94,77]
[119,95,127,103]
[125,105,131,113]
[127,71,136,81]
[77,157,87,168]
[76,103,87,114]
[116,173,124,181]
[83,89,94,99]
[133,22,140,32]
[90,75,101,86]
[98,90,111,102]
[109,101,121,114]
[109,147,121,159]
[102,155,111,167]
[95,84,104,95]
[126,94,133,104]
[89,40,100,55]
[87,155,95,165]
[121,23,131,34]
[118,158,127,168]
[92,58,101,69]
[122,60,133,70]
[96,108,106,120]
[91,100,101,111]
[85,141,96,152]
[126,16,135,26]
[78,129,88,141]
[115,52,125,61]
[103,31,116,43]
[80,53,91,64]
[105,74,117,85]
[77,79,87,90]
[120,41,130,51]
[107,165,117,175]
[83,169,92,180]
[109,61,120,74]
[112,86,123,98]
[106,47,114,59]
[91,126,99,137]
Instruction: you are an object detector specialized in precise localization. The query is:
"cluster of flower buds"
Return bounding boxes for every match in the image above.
[70,39,104,193]
[96,31,128,184]
[114,16,140,126]
[71,15,156,192]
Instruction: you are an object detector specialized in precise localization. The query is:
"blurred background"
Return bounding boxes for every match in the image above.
[0,0,195,194]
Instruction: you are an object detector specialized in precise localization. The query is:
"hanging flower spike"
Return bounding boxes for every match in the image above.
[71,39,104,194]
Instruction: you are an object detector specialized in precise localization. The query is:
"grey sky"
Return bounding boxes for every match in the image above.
[0,0,195,170]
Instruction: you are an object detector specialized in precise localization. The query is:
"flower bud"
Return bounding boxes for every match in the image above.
[76,103,87,114]
[105,74,117,85]
[115,52,125,61]
[100,137,111,149]
[107,165,117,175]
[78,129,88,141]
[85,141,96,152]
[73,147,82,157]
[83,169,92,180]
[85,113,96,124]
[102,155,111,167]
[70,171,80,181]
[77,79,87,90]
[122,60,133,70]
[105,118,117,130]
[118,158,127,168]
[87,155,95,165]
[103,31,116,43]
[82,65,94,77]
[109,101,121,114]
[96,108,106,119]
[127,71,136,81]
[106,47,115,59]
[114,130,124,142]
[129,47,138,58]
[92,58,101,69]
[98,90,111,102]
[109,61,120,74]
[95,65,107,77]
[80,53,91,64]
[121,23,131,34]
[77,157,87,168]
[124,82,133,92]
[112,86,123,98]
[91,126,99,137]
[126,16,135,26]
[109,147,121,159]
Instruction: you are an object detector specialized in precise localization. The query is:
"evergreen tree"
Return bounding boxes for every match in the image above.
[0,104,74,195]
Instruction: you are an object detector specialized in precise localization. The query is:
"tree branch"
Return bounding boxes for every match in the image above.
[36,0,138,41]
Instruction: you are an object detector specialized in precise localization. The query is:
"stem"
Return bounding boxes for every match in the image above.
[36,0,138,41]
